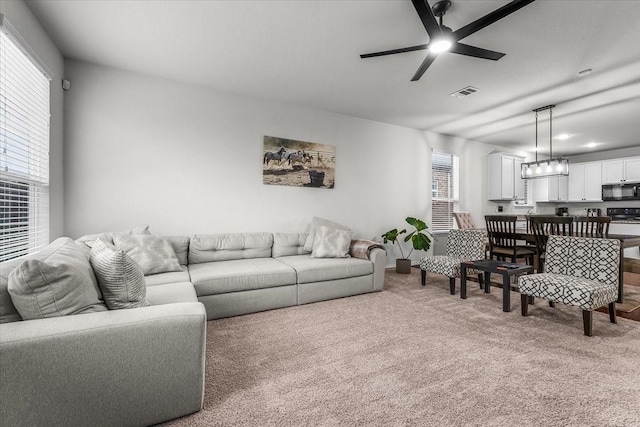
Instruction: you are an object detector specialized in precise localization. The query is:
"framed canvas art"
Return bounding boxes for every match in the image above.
[263,136,335,189]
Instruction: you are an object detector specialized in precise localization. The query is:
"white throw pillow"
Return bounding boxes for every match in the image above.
[111,234,181,276]
[90,238,150,310]
[7,238,108,320]
[311,225,352,258]
[75,224,151,248]
[303,217,351,252]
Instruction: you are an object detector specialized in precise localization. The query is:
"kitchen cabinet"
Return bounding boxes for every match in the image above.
[602,157,640,183]
[534,176,568,202]
[487,153,525,201]
[567,162,602,202]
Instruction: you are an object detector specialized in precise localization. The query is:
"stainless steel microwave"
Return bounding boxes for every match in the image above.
[602,183,640,201]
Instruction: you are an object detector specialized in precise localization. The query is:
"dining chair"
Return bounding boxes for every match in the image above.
[484,215,535,265]
[452,212,477,229]
[529,215,574,272]
[574,216,611,237]
[519,235,620,336]
[419,229,486,295]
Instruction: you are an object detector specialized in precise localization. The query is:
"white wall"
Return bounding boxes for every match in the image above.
[1,0,65,239]
[63,60,430,263]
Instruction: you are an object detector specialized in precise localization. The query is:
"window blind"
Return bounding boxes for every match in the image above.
[0,23,50,262]
[431,149,459,232]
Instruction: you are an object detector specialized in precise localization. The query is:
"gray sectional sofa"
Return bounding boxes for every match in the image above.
[0,230,386,426]
[186,232,386,319]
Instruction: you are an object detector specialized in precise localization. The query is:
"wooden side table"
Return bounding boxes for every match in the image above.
[460,260,534,312]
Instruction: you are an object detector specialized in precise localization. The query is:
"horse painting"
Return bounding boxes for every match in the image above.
[263,135,335,189]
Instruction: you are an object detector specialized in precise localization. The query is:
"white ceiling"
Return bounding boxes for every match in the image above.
[25,0,640,157]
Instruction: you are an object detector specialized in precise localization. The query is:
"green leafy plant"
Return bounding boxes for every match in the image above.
[381,217,432,260]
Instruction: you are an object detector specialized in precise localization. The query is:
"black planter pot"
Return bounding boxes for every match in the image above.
[396,258,412,274]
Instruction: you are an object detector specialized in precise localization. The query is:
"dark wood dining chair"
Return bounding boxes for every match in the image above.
[529,215,574,273]
[574,216,611,237]
[484,215,535,265]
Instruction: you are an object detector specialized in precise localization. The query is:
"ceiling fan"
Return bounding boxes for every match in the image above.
[360,0,535,81]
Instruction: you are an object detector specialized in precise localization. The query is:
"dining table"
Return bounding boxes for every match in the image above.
[513,228,640,304]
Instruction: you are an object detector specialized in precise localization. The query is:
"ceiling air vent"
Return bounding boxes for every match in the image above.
[449,86,480,98]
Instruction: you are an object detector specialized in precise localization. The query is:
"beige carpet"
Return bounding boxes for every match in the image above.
[164,269,640,426]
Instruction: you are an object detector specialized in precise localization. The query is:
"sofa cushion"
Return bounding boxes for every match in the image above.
[311,225,352,258]
[276,255,373,284]
[7,237,108,320]
[90,238,150,310]
[145,282,198,305]
[303,217,350,252]
[273,232,310,258]
[112,234,182,276]
[189,233,273,264]
[145,265,191,287]
[188,258,296,296]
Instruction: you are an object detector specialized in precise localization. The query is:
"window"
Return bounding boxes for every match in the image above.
[431,149,459,232]
[0,22,50,262]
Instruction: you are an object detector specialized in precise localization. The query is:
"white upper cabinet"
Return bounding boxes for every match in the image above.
[567,162,602,202]
[534,176,568,202]
[602,157,640,183]
[488,153,525,201]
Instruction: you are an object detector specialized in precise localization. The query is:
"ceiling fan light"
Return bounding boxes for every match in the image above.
[430,39,452,53]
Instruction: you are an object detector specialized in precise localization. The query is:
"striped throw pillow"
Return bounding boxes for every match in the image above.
[90,238,150,310]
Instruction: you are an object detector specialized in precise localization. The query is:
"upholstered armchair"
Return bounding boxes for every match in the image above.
[419,229,486,295]
[518,235,620,336]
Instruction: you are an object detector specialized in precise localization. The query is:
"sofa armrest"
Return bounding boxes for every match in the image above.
[369,247,387,291]
[0,302,207,427]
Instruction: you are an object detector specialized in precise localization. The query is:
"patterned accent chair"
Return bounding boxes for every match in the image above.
[453,212,490,257]
[419,229,486,295]
[518,235,620,336]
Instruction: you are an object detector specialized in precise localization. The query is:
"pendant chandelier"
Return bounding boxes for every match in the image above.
[520,104,569,179]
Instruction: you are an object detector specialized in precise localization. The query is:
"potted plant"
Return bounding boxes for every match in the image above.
[381,217,432,274]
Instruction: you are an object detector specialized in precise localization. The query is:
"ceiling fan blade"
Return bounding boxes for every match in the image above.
[449,42,505,60]
[411,0,442,38]
[360,44,428,59]
[453,0,535,42]
[411,53,437,81]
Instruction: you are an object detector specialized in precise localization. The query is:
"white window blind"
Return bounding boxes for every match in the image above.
[0,23,50,262]
[431,149,459,232]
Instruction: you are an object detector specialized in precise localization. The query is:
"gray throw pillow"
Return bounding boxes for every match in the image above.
[310,225,352,258]
[90,238,150,310]
[75,224,151,248]
[303,217,351,252]
[7,237,108,320]
[111,234,181,276]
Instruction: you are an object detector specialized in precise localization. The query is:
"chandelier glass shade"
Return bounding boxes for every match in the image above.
[521,104,569,179]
